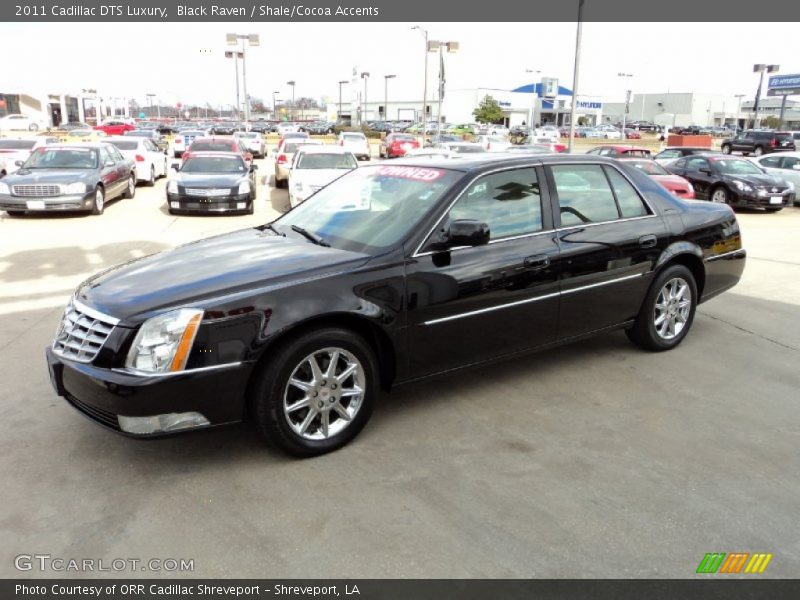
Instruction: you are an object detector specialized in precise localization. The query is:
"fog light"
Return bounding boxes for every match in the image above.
[170,201,179,208]
[118,412,210,434]
[236,202,246,209]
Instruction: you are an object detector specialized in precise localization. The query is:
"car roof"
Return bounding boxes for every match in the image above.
[190,136,237,143]
[388,152,624,172]
[182,151,245,159]
[296,145,353,154]
[105,136,143,142]
[41,142,109,149]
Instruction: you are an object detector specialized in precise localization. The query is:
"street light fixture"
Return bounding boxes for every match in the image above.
[525,68,541,127]
[618,72,634,138]
[567,0,585,153]
[226,33,260,123]
[384,74,396,121]
[338,80,349,122]
[411,26,429,125]
[752,64,779,128]
[361,72,370,126]
[272,91,280,118]
[145,93,159,119]
[426,39,458,138]
[286,81,296,120]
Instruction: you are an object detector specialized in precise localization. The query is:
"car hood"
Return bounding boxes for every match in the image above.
[75,228,370,323]
[725,173,786,187]
[292,169,351,187]
[3,168,97,184]
[175,172,248,187]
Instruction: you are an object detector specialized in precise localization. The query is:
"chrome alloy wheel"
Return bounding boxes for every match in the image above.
[95,188,104,211]
[711,189,728,203]
[654,277,692,340]
[282,347,365,440]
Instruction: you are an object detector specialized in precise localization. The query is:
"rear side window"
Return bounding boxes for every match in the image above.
[656,149,681,159]
[550,165,620,226]
[448,167,543,239]
[604,167,649,218]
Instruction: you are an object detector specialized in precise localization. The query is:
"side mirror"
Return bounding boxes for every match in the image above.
[171,164,180,171]
[15,160,24,167]
[431,219,490,250]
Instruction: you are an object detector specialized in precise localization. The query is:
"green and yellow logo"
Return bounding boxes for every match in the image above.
[696,552,773,574]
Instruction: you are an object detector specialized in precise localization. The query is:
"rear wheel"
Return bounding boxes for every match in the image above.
[721,144,731,155]
[29,123,39,131]
[626,264,697,352]
[250,328,378,457]
[123,174,136,198]
[147,166,156,186]
[753,146,764,157]
[91,187,105,215]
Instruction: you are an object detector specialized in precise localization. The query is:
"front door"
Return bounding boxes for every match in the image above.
[406,166,560,377]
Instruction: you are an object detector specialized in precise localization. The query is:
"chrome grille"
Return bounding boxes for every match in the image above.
[184,188,231,197]
[52,300,118,363]
[12,185,62,197]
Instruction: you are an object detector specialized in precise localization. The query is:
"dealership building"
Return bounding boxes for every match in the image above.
[0,91,130,128]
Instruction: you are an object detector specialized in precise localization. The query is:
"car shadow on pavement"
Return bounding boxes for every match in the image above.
[269,186,291,214]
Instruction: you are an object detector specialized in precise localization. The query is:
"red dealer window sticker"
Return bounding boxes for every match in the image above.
[371,166,444,181]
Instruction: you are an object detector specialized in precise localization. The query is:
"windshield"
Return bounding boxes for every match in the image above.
[108,140,139,151]
[711,159,763,175]
[625,160,669,175]
[276,165,461,253]
[181,156,246,173]
[297,153,358,170]
[0,140,36,150]
[189,141,235,152]
[24,147,98,169]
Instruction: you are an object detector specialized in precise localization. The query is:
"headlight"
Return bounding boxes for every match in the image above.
[125,308,203,373]
[0,182,9,194]
[63,182,87,194]
[167,180,178,194]
[733,181,752,192]
[237,181,250,195]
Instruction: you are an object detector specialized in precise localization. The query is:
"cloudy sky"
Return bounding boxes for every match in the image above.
[0,21,795,107]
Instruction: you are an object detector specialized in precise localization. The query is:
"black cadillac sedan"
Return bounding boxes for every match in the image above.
[46,155,746,456]
[0,143,136,216]
[166,152,257,215]
[666,154,793,211]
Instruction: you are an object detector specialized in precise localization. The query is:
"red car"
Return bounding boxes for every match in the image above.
[586,145,652,158]
[619,158,695,199]
[380,133,420,158]
[182,136,253,166]
[93,120,135,136]
[624,129,642,140]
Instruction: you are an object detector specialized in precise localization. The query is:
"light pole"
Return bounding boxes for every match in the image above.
[567,0,585,153]
[426,39,459,139]
[618,72,633,138]
[752,64,779,128]
[286,81,296,121]
[272,91,280,118]
[412,26,429,125]
[145,93,157,119]
[226,33,260,123]
[338,80,348,122]
[361,72,370,125]
[383,74,396,121]
[525,68,541,127]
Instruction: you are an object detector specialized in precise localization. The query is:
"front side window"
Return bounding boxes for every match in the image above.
[447,168,543,240]
[550,165,620,226]
[686,157,709,171]
[759,156,781,168]
[656,149,681,160]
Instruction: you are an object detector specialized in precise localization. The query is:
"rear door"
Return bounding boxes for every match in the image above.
[681,156,714,198]
[545,162,668,340]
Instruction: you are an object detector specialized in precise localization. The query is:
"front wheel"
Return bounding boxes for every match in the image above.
[753,146,764,157]
[710,187,729,204]
[626,264,697,352]
[721,144,731,155]
[29,123,39,131]
[250,328,378,457]
[91,187,105,215]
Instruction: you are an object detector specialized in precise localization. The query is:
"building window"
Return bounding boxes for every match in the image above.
[0,94,21,117]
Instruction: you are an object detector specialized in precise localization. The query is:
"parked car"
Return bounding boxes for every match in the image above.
[653,147,720,165]
[0,137,59,175]
[64,129,109,143]
[274,139,324,188]
[0,143,135,216]
[503,145,556,155]
[617,158,695,199]
[623,129,642,140]
[172,129,209,158]
[380,133,421,158]
[478,135,512,152]
[207,122,239,136]
[166,152,256,215]
[586,145,651,158]
[57,122,93,131]
[277,122,300,136]
[666,154,792,210]
[45,154,746,456]
[585,126,622,140]
[337,132,371,160]
[533,126,560,141]
[123,129,169,153]
[750,152,800,205]
[288,146,358,207]
[721,130,795,156]
[423,134,461,148]
[300,121,335,135]
[106,136,169,186]
[234,131,267,159]
[0,113,47,131]
[627,121,660,133]
[183,137,253,168]
[93,120,135,136]
[434,142,485,154]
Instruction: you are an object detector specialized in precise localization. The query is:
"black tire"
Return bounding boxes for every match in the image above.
[721,144,731,155]
[162,160,168,178]
[246,201,254,215]
[123,174,136,199]
[765,207,783,213]
[753,146,764,157]
[147,166,156,186]
[91,186,105,216]
[250,327,378,457]
[626,264,698,352]
[709,186,730,205]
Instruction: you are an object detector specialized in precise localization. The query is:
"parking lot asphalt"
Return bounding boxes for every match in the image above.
[1,150,799,578]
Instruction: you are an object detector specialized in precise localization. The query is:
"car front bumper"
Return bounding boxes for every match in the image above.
[46,347,252,437]
[167,192,252,213]
[0,192,93,212]
[734,191,791,208]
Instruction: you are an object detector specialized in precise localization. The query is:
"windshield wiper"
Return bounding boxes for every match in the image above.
[290,225,330,247]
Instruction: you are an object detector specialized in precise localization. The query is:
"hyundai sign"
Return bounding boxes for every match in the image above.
[767,73,800,96]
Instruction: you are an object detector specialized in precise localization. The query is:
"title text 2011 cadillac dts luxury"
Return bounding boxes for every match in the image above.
[46,155,746,456]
